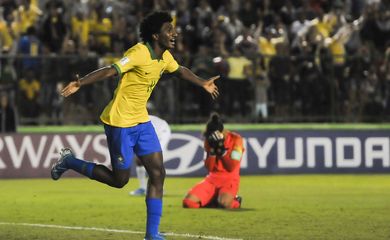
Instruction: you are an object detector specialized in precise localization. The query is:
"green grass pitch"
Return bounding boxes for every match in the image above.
[1,175,390,240]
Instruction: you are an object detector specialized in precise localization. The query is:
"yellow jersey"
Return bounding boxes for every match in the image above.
[329,39,345,65]
[19,78,40,100]
[258,37,276,70]
[0,21,12,51]
[226,56,251,80]
[71,16,89,46]
[100,42,179,127]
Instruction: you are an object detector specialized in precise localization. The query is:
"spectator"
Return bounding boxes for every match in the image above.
[239,1,259,28]
[0,92,17,133]
[0,58,17,100]
[268,43,293,117]
[0,7,13,52]
[257,26,279,71]
[194,0,213,40]
[18,68,40,124]
[51,81,64,125]
[190,45,216,116]
[234,27,258,57]
[89,4,112,54]
[221,12,244,43]
[225,47,252,116]
[361,67,383,120]
[250,56,270,122]
[380,44,390,115]
[17,26,41,72]
[0,0,387,123]
[290,10,311,38]
[40,1,67,53]
[70,10,89,48]
[14,0,42,34]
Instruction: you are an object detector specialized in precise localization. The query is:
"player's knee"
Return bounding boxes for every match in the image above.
[160,167,166,179]
[182,198,200,208]
[218,199,233,209]
[112,177,129,188]
[149,167,166,182]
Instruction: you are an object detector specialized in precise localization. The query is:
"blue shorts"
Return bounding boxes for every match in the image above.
[104,121,162,170]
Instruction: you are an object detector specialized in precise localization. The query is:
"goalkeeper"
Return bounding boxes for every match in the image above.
[182,113,243,209]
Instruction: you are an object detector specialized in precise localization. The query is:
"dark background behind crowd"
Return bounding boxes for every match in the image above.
[0,0,389,132]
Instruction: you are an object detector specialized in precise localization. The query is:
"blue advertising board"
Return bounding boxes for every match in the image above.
[0,130,389,178]
[164,130,390,176]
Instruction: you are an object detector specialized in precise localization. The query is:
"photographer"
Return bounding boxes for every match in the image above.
[182,112,244,209]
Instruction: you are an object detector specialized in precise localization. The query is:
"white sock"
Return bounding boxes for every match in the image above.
[135,166,147,190]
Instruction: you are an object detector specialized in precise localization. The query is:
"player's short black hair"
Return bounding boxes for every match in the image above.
[140,11,172,43]
[204,112,224,137]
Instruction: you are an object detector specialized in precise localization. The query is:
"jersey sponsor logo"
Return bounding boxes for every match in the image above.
[119,57,129,66]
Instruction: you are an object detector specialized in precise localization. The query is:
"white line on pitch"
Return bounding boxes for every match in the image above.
[0,222,243,240]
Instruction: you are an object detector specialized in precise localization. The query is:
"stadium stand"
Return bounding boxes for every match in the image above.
[0,0,389,126]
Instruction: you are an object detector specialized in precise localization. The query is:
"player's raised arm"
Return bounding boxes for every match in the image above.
[175,66,220,99]
[61,66,118,97]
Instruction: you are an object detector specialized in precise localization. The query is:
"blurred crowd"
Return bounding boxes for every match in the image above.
[0,0,390,130]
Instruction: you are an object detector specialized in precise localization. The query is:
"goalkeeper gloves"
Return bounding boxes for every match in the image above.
[207,131,226,156]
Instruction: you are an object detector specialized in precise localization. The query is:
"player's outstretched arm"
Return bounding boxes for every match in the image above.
[176,66,220,99]
[61,66,117,97]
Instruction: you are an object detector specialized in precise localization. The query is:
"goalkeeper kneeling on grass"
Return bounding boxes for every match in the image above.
[183,112,244,209]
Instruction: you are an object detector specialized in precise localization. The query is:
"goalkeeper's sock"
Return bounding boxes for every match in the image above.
[146,198,162,236]
[66,156,95,178]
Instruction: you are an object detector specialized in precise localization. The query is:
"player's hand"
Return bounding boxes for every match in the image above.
[209,130,224,143]
[209,147,216,156]
[215,146,226,157]
[207,130,224,147]
[203,75,220,99]
[61,74,81,97]
[208,130,226,157]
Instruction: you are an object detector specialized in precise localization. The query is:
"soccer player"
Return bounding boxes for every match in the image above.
[182,113,243,209]
[51,11,219,240]
[130,115,171,196]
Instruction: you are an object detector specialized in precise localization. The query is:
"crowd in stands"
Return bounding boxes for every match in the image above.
[0,0,389,128]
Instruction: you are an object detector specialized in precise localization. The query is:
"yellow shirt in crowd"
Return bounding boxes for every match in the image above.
[329,38,345,65]
[19,78,40,100]
[258,36,276,70]
[71,16,89,46]
[226,56,252,80]
[89,15,112,49]
[0,21,12,51]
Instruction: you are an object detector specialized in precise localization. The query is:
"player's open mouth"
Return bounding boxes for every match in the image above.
[170,38,176,46]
